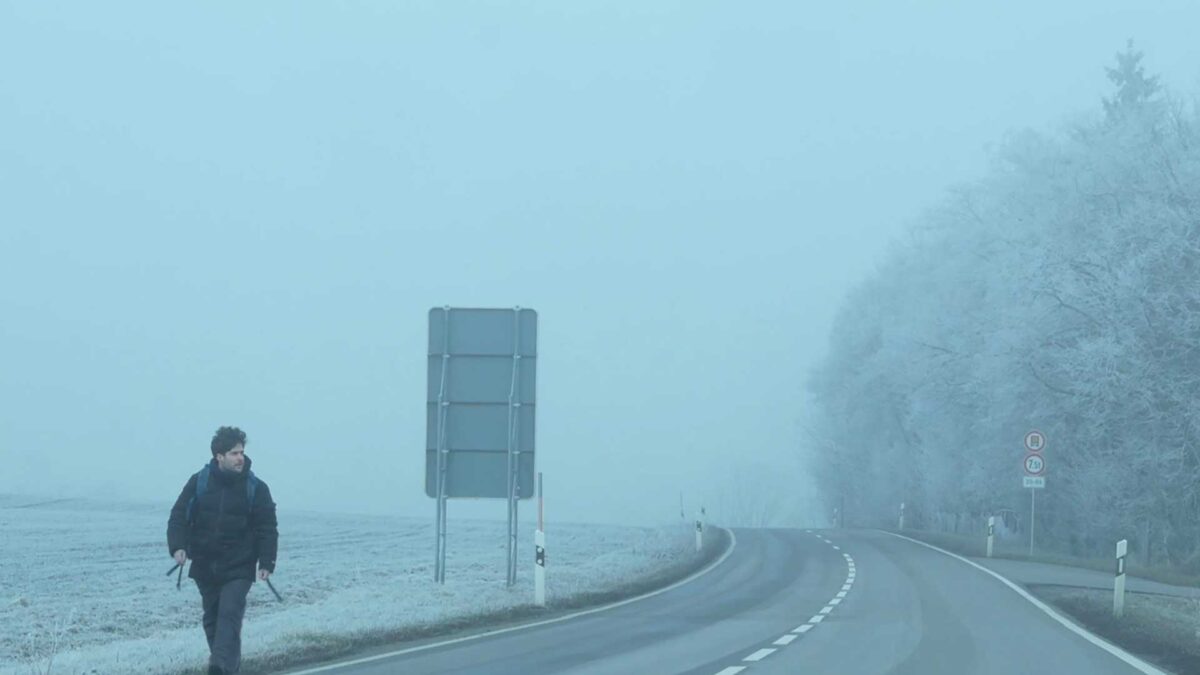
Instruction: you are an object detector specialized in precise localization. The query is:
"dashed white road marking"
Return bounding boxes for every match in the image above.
[714,530,854,674]
[744,648,776,662]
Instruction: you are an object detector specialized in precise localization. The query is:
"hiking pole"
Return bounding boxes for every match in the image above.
[265,577,284,603]
[166,562,185,589]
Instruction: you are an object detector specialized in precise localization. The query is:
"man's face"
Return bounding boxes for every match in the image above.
[216,444,245,473]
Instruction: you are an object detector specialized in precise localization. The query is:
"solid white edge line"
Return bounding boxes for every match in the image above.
[774,634,798,646]
[743,648,776,662]
[880,531,1169,675]
[793,624,813,633]
[286,529,740,675]
[714,667,746,675]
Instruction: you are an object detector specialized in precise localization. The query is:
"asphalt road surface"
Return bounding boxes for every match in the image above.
[286,528,1167,675]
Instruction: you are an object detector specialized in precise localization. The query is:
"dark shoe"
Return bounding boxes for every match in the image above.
[207,666,225,675]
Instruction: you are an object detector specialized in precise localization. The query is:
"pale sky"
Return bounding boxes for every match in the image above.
[3,1,1199,525]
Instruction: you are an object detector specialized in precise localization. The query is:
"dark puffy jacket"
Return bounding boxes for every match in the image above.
[167,456,278,583]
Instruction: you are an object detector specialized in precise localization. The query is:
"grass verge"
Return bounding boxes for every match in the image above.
[174,528,732,675]
[1035,585,1200,675]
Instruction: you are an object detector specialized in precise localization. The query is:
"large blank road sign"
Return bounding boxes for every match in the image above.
[426,307,537,499]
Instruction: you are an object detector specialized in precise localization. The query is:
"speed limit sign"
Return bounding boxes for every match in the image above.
[1024,453,1046,476]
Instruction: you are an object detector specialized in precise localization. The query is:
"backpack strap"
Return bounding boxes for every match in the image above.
[246,470,259,507]
[185,465,211,525]
[186,465,259,523]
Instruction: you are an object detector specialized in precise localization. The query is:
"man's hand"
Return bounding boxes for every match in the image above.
[258,569,271,581]
[173,550,187,566]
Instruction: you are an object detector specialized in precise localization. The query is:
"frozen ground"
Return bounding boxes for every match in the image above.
[0,494,696,675]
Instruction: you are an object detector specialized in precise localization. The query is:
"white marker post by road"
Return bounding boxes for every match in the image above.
[898,502,905,531]
[534,472,545,607]
[987,516,995,558]
[1113,539,1127,618]
[695,507,705,552]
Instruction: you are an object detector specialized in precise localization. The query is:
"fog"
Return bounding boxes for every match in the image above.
[3,1,1199,526]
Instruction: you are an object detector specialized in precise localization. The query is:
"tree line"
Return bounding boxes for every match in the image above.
[808,43,1200,569]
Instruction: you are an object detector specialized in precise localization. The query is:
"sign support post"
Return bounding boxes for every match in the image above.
[506,307,525,588]
[1029,488,1036,557]
[1022,431,1046,558]
[433,307,452,584]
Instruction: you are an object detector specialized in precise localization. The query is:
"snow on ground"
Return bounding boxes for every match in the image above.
[0,494,695,675]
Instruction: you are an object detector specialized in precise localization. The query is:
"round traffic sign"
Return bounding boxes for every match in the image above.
[1024,453,1046,476]
[1024,430,1046,453]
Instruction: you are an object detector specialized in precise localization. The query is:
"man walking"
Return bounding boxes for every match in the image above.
[168,426,278,675]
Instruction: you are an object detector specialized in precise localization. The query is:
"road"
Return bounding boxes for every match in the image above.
[285,528,1166,675]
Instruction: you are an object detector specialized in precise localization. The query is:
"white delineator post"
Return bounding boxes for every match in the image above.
[987,516,995,558]
[534,472,546,607]
[899,502,906,531]
[1113,539,1127,618]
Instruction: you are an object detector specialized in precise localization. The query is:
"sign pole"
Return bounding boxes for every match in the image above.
[506,307,524,588]
[434,307,452,584]
[1029,488,1036,557]
[1022,430,1046,559]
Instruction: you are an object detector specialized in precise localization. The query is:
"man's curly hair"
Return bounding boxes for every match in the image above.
[211,426,247,457]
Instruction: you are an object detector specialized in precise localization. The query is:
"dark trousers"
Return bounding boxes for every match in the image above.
[196,577,253,673]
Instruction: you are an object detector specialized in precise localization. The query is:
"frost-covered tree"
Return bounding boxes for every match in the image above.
[1103,40,1161,122]
[807,46,1200,566]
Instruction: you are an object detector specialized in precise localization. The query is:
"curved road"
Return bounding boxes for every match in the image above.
[285,529,1166,675]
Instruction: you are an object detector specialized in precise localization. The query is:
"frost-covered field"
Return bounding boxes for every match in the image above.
[0,494,695,675]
